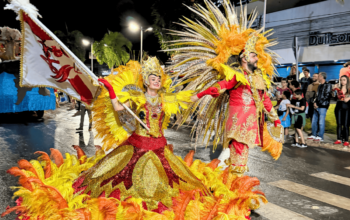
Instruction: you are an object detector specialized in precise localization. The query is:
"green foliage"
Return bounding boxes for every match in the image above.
[92,32,132,69]
[54,30,86,62]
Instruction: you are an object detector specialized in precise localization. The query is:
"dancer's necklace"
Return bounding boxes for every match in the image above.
[145,93,159,106]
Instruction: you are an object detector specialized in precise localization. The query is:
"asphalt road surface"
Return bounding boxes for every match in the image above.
[1,103,350,220]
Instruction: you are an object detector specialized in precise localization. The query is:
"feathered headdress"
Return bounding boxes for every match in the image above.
[163,0,279,149]
[141,56,171,89]
[164,0,279,84]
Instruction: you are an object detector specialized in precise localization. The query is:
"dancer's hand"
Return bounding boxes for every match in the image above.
[274,119,281,127]
[98,79,116,99]
[196,87,220,99]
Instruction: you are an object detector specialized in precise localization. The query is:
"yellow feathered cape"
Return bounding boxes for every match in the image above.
[93,60,193,151]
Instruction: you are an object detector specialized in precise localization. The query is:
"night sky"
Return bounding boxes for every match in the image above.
[0,0,169,63]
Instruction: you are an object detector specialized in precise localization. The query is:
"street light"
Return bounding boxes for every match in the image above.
[128,22,153,63]
[82,39,93,73]
[129,22,140,32]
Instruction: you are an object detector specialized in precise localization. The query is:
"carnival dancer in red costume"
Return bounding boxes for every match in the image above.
[190,49,281,174]
[165,0,284,176]
[2,57,268,219]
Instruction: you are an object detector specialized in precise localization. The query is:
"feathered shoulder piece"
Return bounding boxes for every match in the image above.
[161,90,193,117]
[221,65,249,85]
[93,61,146,151]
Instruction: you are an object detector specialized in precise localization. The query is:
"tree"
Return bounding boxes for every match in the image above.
[92,32,132,70]
[54,30,87,62]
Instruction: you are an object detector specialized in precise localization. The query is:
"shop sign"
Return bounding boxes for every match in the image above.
[309,31,350,46]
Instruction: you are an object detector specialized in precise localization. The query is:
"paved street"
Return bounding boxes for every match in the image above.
[1,104,350,220]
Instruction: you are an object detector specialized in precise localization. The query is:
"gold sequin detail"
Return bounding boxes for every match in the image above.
[227,144,249,175]
[141,57,163,85]
[243,106,250,113]
[242,89,253,105]
[164,146,210,196]
[226,113,258,148]
[229,144,249,166]
[80,145,134,198]
[266,121,284,143]
[250,72,266,90]
[135,102,163,138]
[131,150,178,209]
[242,34,258,62]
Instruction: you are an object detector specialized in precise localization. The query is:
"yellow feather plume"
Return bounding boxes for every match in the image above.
[220,64,249,85]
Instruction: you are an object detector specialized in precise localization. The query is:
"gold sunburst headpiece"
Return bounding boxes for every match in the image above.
[241,34,259,62]
[141,57,163,86]
[141,56,172,91]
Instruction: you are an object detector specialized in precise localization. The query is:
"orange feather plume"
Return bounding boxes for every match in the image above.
[29,179,69,209]
[17,159,39,178]
[76,208,91,220]
[50,148,64,168]
[230,176,260,194]
[184,150,195,167]
[173,189,199,220]
[206,159,220,171]
[98,197,118,220]
[73,145,87,164]
[201,195,224,220]
[34,151,52,179]
[7,167,33,191]
[1,206,26,218]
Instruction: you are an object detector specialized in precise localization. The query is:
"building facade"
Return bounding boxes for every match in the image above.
[265,0,350,80]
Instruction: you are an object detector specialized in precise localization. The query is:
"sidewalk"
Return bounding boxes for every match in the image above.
[286,128,350,153]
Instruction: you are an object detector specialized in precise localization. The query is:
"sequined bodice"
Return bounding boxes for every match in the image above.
[135,97,164,138]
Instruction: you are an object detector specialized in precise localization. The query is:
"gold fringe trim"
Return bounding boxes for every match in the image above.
[262,123,283,160]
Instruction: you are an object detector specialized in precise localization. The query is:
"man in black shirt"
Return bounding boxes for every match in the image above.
[287,89,307,148]
[308,72,332,142]
[300,69,313,96]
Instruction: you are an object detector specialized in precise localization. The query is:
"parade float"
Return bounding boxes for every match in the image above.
[0,26,55,118]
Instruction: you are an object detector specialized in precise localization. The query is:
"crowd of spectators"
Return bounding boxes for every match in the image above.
[274,62,350,148]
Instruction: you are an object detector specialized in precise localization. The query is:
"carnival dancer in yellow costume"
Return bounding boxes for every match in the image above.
[3,57,268,219]
[164,0,284,175]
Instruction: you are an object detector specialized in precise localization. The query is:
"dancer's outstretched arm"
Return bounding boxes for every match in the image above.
[190,76,238,102]
[98,78,130,112]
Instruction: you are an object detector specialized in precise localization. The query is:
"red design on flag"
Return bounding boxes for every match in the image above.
[20,12,98,105]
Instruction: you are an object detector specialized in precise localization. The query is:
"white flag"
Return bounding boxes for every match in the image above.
[5,0,100,106]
